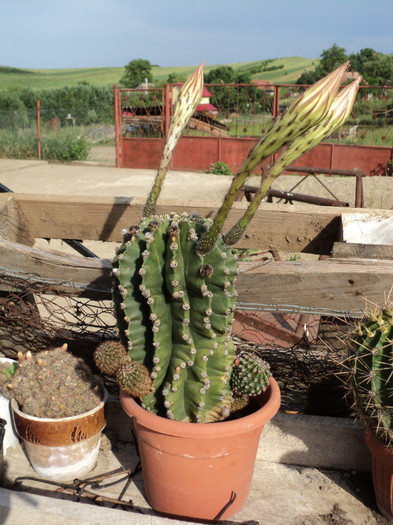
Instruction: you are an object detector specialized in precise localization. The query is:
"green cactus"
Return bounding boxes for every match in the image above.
[94,340,129,376]
[111,62,360,423]
[346,304,393,446]
[113,213,237,422]
[231,351,271,396]
[116,361,153,398]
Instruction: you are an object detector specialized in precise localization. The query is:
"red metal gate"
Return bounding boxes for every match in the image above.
[114,83,393,176]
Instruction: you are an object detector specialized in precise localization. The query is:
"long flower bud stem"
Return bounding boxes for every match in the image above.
[223,77,361,246]
[144,63,204,217]
[196,62,349,256]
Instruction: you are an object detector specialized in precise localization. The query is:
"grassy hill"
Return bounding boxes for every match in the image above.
[0,57,319,91]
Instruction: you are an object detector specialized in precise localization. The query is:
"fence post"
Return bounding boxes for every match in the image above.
[37,99,41,160]
[114,84,121,168]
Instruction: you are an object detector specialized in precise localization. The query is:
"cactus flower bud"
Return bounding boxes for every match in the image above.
[197,63,350,255]
[144,62,204,216]
[224,76,361,246]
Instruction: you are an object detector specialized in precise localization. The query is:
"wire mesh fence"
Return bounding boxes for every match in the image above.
[0,271,354,415]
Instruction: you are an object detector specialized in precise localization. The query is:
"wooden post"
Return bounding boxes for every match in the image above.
[37,100,41,160]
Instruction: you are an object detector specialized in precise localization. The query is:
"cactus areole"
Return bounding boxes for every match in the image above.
[110,61,360,423]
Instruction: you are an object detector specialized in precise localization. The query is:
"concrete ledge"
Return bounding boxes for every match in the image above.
[260,412,370,471]
[0,487,196,525]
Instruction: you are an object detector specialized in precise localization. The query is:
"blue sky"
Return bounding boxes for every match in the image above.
[1,0,392,69]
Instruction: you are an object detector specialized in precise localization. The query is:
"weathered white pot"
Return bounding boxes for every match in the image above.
[11,388,107,482]
[0,357,19,453]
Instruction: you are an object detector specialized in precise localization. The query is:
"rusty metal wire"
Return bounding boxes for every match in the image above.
[0,275,117,358]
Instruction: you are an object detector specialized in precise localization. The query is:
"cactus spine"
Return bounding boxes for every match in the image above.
[347,304,393,445]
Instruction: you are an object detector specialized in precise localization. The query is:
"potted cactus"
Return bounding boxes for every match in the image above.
[1,344,107,482]
[95,62,360,521]
[344,302,393,520]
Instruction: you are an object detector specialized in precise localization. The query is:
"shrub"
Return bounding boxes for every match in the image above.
[208,161,232,175]
[41,131,90,162]
[0,130,37,159]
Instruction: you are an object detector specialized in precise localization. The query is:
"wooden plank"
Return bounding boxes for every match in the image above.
[332,241,393,260]
[1,238,392,316]
[0,238,112,299]
[1,193,344,254]
[236,258,393,316]
[340,212,393,245]
[0,195,35,246]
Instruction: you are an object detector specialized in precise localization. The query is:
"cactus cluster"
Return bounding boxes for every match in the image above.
[94,340,152,398]
[108,61,360,423]
[346,304,393,446]
[2,344,103,418]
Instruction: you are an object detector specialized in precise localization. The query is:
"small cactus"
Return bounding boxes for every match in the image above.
[116,361,153,398]
[231,351,271,396]
[94,340,129,376]
[3,344,104,418]
[346,303,393,445]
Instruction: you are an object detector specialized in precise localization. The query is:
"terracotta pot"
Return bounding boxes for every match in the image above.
[120,377,280,521]
[364,425,393,520]
[11,388,107,482]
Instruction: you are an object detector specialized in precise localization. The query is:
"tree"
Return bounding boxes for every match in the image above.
[120,59,153,88]
[205,66,235,84]
[349,48,393,85]
[297,44,348,84]
[317,44,348,76]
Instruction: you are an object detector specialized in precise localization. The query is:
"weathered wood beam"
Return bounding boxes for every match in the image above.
[0,238,112,300]
[332,242,393,260]
[0,195,35,246]
[0,193,343,253]
[1,238,392,316]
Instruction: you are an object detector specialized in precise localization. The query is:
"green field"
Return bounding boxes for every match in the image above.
[0,57,319,91]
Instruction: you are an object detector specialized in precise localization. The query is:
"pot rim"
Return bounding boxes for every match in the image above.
[364,424,393,456]
[120,377,280,437]
[11,386,108,422]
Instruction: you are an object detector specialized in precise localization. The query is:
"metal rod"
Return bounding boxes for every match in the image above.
[243,185,349,207]
[286,165,365,177]
[37,99,41,161]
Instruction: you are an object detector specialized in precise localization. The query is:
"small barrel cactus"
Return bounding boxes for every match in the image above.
[116,361,153,398]
[231,351,271,396]
[94,340,130,376]
[109,62,360,423]
[3,344,103,418]
[346,304,393,445]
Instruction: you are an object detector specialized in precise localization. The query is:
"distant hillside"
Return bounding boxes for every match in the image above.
[0,57,319,90]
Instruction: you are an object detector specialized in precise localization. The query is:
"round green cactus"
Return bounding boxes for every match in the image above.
[231,351,271,396]
[347,305,393,445]
[94,340,129,376]
[116,361,153,398]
